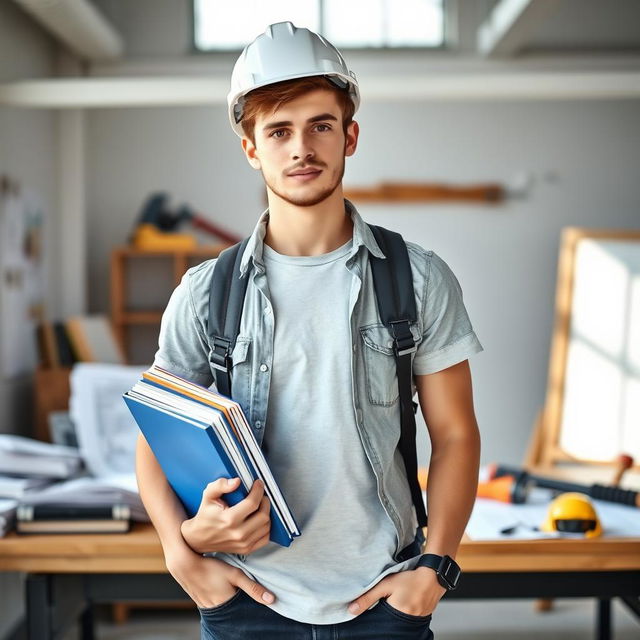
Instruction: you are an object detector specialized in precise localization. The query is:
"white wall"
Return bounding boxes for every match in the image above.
[0,0,60,434]
[0,1,60,634]
[86,96,640,468]
[84,0,640,467]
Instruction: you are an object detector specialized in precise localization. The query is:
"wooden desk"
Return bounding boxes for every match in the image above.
[1,524,638,640]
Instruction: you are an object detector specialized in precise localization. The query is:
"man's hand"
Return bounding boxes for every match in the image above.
[348,567,447,617]
[165,544,275,607]
[180,477,271,555]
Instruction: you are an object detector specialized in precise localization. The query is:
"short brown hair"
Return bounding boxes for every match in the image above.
[239,76,356,145]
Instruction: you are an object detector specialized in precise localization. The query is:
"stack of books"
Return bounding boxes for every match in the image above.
[15,473,147,534]
[0,435,147,536]
[16,503,131,534]
[123,365,301,547]
[0,434,81,536]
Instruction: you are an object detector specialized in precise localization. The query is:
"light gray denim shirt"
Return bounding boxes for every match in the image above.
[154,198,484,560]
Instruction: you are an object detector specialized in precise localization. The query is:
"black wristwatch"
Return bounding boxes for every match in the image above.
[415,553,461,591]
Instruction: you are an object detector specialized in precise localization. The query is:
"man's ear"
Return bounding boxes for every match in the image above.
[344,120,359,158]
[241,136,262,170]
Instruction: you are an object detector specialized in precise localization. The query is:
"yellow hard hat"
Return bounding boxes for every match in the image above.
[540,492,602,538]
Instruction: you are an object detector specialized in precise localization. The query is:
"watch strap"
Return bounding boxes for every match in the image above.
[416,553,442,572]
[416,553,461,590]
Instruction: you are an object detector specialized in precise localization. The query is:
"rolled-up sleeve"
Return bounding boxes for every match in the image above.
[412,251,484,375]
[153,267,215,387]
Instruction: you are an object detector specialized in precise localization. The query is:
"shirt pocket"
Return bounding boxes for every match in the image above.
[229,337,252,405]
[359,323,421,407]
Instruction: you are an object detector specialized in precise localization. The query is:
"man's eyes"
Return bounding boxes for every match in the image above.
[270,124,332,138]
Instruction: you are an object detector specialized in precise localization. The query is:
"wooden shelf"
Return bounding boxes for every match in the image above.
[117,311,164,324]
[344,182,504,203]
[34,366,72,441]
[111,245,229,258]
[110,244,230,362]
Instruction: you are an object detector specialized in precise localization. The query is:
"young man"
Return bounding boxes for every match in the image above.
[136,21,483,639]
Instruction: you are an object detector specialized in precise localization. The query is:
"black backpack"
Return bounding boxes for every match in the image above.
[207,224,427,527]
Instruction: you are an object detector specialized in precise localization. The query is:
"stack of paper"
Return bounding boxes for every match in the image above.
[0,434,83,479]
[18,473,148,522]
[0,432,148,536]
[0,476,53,499]
[123,365,301,547]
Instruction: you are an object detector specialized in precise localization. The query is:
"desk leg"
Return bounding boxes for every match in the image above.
[597,598,611,640]
[26,574,51,640]
[25,574,89,640]
[80,605,95,640]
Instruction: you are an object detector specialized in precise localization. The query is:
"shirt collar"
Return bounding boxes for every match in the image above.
[239,198,385,277]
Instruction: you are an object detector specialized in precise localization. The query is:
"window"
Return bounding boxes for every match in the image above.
[193,0,445,51]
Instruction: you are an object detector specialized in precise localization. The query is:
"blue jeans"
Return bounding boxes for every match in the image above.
[199,589,435,639]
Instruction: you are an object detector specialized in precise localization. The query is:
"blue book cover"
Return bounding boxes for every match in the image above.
[140,377,264,501]
[139,370,299,539]
[123,393,294,547]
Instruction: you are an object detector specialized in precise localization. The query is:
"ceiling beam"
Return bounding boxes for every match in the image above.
[12,0,123,61]
[477,0,561,58]
[2,72,640,108]
[0,77,227,108]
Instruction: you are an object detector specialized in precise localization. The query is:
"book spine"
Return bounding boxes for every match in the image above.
[16,520,132,534]
[17,504,130,521]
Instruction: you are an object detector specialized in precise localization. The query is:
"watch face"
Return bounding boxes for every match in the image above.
[439,556,461,590]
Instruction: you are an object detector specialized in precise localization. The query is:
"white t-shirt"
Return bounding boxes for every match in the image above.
[217,238,416,624]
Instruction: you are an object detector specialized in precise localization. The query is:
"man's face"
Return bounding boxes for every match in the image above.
[242,89,358,208]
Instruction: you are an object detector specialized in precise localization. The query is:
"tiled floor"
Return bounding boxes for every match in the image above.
[58,597,639,640]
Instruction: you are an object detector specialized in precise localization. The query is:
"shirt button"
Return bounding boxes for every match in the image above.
[255,421,262,429]
[260,363,269,372]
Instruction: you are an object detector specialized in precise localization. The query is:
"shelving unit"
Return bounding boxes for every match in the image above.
[110,245,229,364]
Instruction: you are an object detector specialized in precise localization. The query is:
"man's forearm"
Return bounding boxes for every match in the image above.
[135,433,191,556]
[422,430,481,559]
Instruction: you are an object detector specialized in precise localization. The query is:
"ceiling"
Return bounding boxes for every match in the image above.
[4,0,640,108]
[12,0,640,63]
[514,0,640,54]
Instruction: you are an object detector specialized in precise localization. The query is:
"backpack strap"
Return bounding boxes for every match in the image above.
[207,238,251,398]
[207,225,428,527]
[368,224,428,528]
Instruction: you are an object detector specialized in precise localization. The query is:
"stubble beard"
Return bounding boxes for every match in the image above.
[263,154,346,208]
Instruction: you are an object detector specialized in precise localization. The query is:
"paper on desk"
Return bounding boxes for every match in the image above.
[0,434,83,479]
[69,363,146,477]
[0,475,53,499]
[19,473,149,522]
[463,486,640,540]
[0,434,80,458]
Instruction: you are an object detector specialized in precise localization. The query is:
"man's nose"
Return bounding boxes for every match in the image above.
[290,132,315,161]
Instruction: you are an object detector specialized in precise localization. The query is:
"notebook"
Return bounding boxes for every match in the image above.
[123,365,300,547]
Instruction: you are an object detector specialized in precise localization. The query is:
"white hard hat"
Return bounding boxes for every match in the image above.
[227,21,360,138]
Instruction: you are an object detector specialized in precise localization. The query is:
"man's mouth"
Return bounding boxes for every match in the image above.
[287,168,322,181]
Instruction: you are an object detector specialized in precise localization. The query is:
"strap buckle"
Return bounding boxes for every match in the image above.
[389,320,417,357]
[210,337,232,373]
